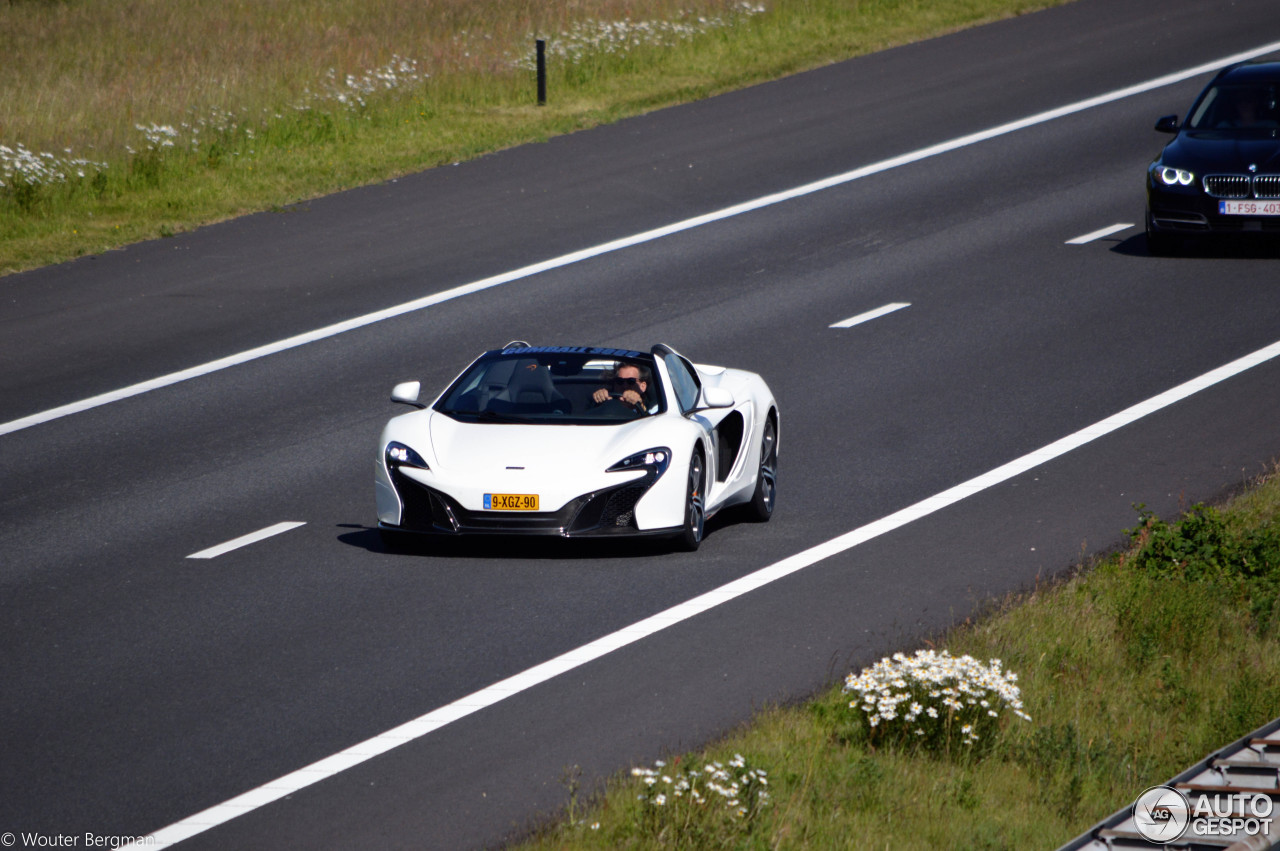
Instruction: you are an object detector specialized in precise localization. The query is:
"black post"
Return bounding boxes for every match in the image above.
[536,39,547,106]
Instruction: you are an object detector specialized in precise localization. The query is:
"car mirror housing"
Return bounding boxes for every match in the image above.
[1154,114,1180,134]
[390,381,425,408]
[699,386,734,410]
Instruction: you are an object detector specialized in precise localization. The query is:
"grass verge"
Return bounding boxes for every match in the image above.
[516,472,1280,849]
[1,0,1071,276]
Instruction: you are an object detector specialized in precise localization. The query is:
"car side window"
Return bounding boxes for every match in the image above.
[1189,88,1218,128]
[663,353,701,414]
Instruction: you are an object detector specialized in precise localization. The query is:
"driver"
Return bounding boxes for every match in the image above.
[1219,88,1269,127]
[592,363,651,412]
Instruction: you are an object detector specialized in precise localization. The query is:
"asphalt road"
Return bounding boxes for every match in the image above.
[4,0,1280,847]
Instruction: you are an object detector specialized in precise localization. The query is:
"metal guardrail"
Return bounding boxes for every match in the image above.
[1058,716,1280,851]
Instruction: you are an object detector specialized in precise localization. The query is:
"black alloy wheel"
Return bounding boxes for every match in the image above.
[748,417,777,522]
[678,449,705,551]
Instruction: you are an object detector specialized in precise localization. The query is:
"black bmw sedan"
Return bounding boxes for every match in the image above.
[1146,60,1280,254]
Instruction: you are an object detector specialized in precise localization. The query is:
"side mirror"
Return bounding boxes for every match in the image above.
[1154,114,1180,134]
[699,386,734,410]
[391,381,426,409]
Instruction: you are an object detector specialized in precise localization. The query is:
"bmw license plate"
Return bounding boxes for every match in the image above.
[484,493,539,511]
[1219,200,1280,215]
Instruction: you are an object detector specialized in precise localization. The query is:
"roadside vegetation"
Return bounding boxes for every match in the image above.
[518,473,1280,849]
[0,0,1073,276]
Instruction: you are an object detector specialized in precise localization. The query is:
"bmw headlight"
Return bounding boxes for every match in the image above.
[386,441,429,470]
[607,447,671,477]
[1155,165,1195,187]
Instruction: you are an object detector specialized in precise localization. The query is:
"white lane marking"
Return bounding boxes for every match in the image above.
[831,302,911,328]
[10,39,1280,441]
[134,335,1280,848]
[186,522,306,560]
[1066,223,1134,244]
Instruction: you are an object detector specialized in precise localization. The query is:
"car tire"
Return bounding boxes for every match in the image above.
[747,417,777,522]
[678,449,706,552]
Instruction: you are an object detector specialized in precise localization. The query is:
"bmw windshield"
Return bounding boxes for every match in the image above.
[1187,82,1280,134]
[433,347,665,424]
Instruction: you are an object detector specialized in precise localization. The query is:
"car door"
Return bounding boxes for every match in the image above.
[653,345,721,499]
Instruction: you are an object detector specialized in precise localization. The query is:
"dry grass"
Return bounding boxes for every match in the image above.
[0,0,749,154]
[1,0,1072,273]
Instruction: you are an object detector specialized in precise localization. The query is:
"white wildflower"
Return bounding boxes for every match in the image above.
[513,2,767,70]
[843,649,1031,750]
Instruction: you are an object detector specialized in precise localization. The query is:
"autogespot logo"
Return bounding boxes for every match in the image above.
[1132,785,1276,843]
[1133,785,1191,842]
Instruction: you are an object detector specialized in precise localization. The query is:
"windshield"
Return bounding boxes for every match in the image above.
[433,347,664,424]
[1188,82,1280,131]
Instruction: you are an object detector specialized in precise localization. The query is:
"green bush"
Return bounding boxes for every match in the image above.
[1127,503,1280,631]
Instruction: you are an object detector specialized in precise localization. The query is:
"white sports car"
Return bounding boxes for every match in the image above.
[374,343,778,550]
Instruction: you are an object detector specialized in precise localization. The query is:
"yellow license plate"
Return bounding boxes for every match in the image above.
[484,493,539,511]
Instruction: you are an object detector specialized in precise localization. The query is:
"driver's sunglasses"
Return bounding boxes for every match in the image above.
[613,376,641,387]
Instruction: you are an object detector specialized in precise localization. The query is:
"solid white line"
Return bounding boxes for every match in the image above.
[134,335,1280,848]
[831,302,911,328]
[10,38,1280,441]
[1066,223,1134,244]
[186,522,306,560]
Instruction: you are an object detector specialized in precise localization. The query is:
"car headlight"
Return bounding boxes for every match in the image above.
[1155,166,1195,187]
[386,441,429,470]
[607,447,671,477]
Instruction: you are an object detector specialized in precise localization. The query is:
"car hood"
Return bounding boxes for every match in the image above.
[425,412,646,475]
[1160,131,1280,172]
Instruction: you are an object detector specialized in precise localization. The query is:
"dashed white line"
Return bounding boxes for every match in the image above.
[831,302,911,328]
[186,522,306,560]
[135,335,1280,848]
[9,38,1280,440]
[1066,223,1135,244]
